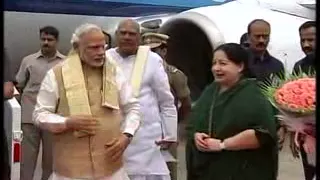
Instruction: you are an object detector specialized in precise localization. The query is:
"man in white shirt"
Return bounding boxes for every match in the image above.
[33,23,141,180]
[106,19,177,180]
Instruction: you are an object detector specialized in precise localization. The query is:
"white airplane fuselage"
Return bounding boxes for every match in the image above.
[4,0,315,98]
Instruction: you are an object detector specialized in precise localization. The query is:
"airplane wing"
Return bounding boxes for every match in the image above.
[298,0,315,9]
[4,0,233,17]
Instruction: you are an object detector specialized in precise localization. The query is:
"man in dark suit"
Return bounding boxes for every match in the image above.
[245,19,286,178]
[291,21,316,180]
[239,32,249,48]
[292,21,316,75]
[246,19,285,81]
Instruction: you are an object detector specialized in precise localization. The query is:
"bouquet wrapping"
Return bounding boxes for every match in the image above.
[261,71,316,165]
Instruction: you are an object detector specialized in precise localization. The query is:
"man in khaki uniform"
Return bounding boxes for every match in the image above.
[142,32,192,180]
[16,26,65,180]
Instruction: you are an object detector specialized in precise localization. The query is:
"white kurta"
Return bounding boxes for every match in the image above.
[106,48,177,177]
[33,63,141,180]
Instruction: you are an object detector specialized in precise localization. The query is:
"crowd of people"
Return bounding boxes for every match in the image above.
[2,18,316,180]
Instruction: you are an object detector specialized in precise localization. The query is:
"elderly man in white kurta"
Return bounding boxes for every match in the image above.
[33,23,141,180]
[106,19,177,180]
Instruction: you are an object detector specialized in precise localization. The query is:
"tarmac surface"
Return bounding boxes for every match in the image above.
[175,137,305,180]
[30,134,305,180]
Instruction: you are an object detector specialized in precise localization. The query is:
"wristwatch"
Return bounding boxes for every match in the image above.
[219,142,226,150]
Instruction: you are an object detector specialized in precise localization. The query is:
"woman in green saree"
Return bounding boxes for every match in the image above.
[186,43,278,180]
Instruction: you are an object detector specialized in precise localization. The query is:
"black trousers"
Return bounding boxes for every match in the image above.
[300,142,315,180]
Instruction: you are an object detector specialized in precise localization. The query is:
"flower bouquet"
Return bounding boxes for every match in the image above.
[260,69,316,164]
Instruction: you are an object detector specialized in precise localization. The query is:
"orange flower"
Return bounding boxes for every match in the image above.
[288,104,299,109]
[274,78,315,111]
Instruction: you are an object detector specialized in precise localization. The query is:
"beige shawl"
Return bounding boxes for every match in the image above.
[61,53,119,137]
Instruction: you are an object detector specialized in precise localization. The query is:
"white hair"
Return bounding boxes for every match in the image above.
[70,23,102,44]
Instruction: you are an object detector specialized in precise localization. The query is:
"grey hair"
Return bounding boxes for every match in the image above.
[117,19,141,33]
[70,23,102,44]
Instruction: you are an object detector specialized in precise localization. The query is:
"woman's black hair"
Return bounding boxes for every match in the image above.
[213,43,253,78]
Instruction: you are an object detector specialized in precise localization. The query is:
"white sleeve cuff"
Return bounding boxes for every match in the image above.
[37,113,67,133]
[122,114,140,136]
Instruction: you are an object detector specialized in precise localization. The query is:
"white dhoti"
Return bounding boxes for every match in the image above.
[49,167,130,180]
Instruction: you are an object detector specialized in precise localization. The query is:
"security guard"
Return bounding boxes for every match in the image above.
[142,32,192,180]
[142,32,191,120]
